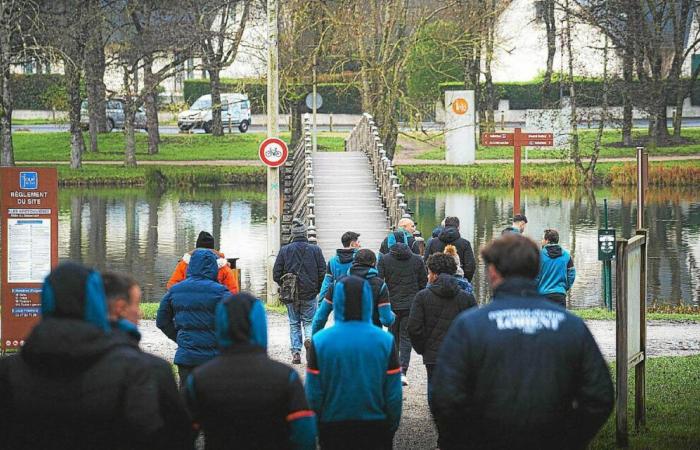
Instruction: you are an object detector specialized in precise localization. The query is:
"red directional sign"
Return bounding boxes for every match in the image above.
[259,138,289,167]
[481,132,514,146]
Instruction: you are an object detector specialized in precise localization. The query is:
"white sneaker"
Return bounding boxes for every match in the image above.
[401,374,408,386]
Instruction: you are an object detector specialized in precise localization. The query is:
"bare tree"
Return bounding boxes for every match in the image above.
[541,0,557,108]
[0,0,41,166]
[189,0,251,136]
[84,0,108,153]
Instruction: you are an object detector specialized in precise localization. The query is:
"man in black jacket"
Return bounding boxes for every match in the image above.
[379,217,422,255]
[273,219,326,364]
[103,271,194,450]
[408,253,476,405]
[0,263,168,450]
[432,235,614,450]
[378,231,428,386]
[423,216,476,281]
[185,293,317,450]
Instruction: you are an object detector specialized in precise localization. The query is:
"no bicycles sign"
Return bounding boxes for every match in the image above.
[259,138,289,167]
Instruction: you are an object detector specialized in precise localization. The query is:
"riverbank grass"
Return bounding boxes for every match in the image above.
[140,301,285,320]
[405,128,700,160]
[12,131,345,161]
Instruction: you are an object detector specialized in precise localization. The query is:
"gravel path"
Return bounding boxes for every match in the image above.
[139,315,700,450]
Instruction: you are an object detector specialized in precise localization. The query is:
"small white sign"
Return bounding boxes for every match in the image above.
[7,218,51,283]
[445,90,476,165]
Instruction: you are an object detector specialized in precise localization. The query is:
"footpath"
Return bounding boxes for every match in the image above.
[139,314,700,449]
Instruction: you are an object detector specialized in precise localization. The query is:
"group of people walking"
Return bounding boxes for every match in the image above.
[0,217,611,450]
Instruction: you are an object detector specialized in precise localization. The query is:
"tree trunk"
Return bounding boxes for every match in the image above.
[484,5,496,132]
[0,68,14,166]
[209,68,223,136]
[621,52,633,146]
[85,28,107,152]
[144,55,160,154]
[673,89,684,142]
[290,97,304,148]
[65,59,85,169]
[541,0,557,108]
[653,95,669,145]
[124,68,137,168]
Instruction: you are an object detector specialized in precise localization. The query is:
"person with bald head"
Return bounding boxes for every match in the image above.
[379,218,421,255]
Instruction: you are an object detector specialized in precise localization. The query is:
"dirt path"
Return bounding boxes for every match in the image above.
[139,314,700,450]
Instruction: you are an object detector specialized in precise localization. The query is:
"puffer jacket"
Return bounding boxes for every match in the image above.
[536,244,576,296]
[424,227,476,282]
[432,277,613,450]
[273,236,326,302]
[378,242,427,311]
[408,274,476,364]
[379,228,420,255]
[157,249,231,366]
[167,248,239,294]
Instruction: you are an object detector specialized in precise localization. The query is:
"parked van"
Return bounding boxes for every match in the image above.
[178,93,251,133]
[80,99,147,132]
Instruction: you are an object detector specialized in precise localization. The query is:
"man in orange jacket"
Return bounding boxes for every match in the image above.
[167,231,239,294]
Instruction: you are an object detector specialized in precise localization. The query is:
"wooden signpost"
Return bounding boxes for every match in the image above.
[481,128,554,214]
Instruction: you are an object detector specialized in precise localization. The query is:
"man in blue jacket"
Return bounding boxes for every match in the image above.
[317,231,360,303]
[185,293,317,450]
[273,219,326,364]
[536,228,576,307]
[157,249,230,387]
[306,275,402,450]
[432,235,613,450]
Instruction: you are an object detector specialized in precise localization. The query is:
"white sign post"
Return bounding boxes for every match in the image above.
[445,90,476,165]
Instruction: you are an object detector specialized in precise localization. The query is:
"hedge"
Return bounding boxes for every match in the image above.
[10,74,69,110]
[439,79,700,109]
[184,79,363,114]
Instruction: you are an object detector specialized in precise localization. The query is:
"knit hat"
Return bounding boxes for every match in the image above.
[444,245,465,277]
[196,231,215,249]
[290,219,307,240]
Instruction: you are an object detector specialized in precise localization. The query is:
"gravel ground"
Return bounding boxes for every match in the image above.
[139,314,700,450]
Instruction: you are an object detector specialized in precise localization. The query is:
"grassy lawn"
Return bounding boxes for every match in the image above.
[13,131,346,161]
[140,301,285,320]
[590,355,700,449]
[574,308,700,323]
[404,128,700,160]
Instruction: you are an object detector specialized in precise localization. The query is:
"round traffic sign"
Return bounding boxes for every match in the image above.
[305,93,323,110]
[259,138,289,167]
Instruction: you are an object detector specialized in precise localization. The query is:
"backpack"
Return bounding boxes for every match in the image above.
[279,272,299,305]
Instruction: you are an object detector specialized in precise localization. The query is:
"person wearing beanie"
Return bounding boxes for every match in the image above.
[185,294,317,450]
[167,230,239,294]
[443,245,473,295]
[273,218,326,364]
[0,263,172,450]
[157,249,231,387]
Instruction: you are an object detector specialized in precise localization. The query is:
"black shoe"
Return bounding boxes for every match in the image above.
[292,353,301,365]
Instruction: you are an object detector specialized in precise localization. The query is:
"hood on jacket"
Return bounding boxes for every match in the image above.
[432,226,443,238]
[40,262,110,332]
[387,230,410,249]
[215,293,267,350]
[545,244,563,259]
[389,242,412,261]
[112,318,142,343]
[428,273,462,298]
[438,227,461,244]
[182,249,228,269]
[186,249,220,281]
[349,262,378,280]
[502,226,521,235]
[336,248,356,264]
[332,275,373,323]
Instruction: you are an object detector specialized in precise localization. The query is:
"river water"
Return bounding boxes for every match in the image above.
[57,186,699,309]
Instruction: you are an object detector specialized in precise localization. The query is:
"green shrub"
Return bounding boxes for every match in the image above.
[10,74,68,109]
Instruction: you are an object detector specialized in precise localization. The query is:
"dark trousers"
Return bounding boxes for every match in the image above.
[425,364,436,409]
[319,421,394,450]
[545,293,567,308]
[390,309,411,374]
[177,364,195,390]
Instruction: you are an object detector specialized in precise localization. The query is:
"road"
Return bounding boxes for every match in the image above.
[140,313,700,450]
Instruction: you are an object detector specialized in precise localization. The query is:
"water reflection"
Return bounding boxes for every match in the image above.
[58,187,268,302]
[407,187,700,309]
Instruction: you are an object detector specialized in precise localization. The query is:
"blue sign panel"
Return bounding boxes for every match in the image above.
[19,172,38,190]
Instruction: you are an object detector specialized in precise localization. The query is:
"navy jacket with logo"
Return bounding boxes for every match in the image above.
[431,277,614,450]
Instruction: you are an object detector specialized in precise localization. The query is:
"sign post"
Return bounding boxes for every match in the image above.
[267,0,280,305]
[445,90,476,164]
[481,128,554,215]
[1,167,58,352]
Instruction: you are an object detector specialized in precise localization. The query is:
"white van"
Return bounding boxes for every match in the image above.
[178,93,251,133]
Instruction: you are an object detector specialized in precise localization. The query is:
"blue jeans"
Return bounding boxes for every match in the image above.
[287,298,317,354]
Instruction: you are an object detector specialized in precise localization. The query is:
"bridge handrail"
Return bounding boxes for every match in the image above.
[282,114,316,244]
[345,113,410,229]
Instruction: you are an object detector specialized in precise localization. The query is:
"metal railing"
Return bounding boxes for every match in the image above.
[282,114,317,244]
[345,113,410,228]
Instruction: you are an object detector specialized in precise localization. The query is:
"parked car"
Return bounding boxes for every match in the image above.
[80,99,147,132]
[178,93,251,133]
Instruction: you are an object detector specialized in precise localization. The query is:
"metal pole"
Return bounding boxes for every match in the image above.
[513,128,522,215]
[266,0,280,305]
[312,54,318,153]
[636,146,644,229]
[603,198,612,311]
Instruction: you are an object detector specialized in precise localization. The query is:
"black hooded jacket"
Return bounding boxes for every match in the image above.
[0,319,165,450]
[378,242,428,311]
[408,274,477,364]
[424,227,476,282]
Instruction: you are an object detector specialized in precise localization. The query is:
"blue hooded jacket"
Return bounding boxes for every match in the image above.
[157,249,230,366]
[536,244,576,296]
[317,248,356,303]
[306,276,402,431]
[185,294,316,450]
